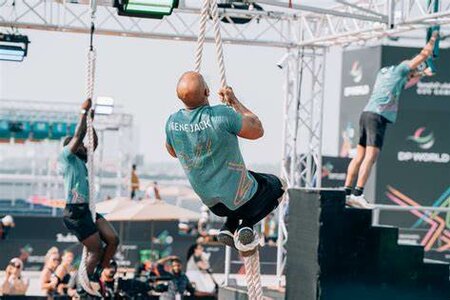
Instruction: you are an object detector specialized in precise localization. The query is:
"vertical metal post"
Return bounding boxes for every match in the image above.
[316,50,326,189]
[373,208,380,226]
[116,128,122,197]
[277,47,326,283]
[388,0,395,29]
[98,130,105,199]
[224,246,231,286]
[277,48,300,286]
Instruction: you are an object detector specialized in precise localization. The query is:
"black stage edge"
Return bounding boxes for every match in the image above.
[219,286,284,300]
[286,188,450,300]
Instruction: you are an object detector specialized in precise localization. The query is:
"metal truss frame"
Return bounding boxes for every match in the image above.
[277,47,326,285]
[2,0,450,287]
[2,1,450,48]
[0,0,299,48]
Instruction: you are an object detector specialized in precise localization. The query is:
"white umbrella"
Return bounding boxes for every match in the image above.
[159,185,194,198]
[105,199,200,221]
[96,197,134,215]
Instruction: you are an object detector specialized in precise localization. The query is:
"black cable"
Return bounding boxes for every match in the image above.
[89,22,95,51]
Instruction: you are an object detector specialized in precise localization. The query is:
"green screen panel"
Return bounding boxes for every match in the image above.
[12,121,31,140]
[51,122,68,140]
[32,122,50,140]
[0,120,10,139]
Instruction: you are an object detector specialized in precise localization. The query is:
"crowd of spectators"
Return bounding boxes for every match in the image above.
[2,243,217,299]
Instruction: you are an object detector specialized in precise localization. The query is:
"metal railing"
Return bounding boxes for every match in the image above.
[372,204,450,226]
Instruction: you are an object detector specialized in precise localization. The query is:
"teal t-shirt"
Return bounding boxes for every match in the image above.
[59,146,90,204]
[165,105,258,211]
[364,62,410,123]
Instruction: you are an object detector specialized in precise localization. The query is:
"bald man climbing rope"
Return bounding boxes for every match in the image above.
[165,72,286,248]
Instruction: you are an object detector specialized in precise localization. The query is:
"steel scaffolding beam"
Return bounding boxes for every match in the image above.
[277,47,326,285]
[0,0,298,48]
[2,1,449,48]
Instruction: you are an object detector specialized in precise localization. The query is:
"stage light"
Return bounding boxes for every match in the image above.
[217,2,263,24]
[276,53,294,69]
[0,34,30,62]
[115,0,179,19]
[95,96,115,115]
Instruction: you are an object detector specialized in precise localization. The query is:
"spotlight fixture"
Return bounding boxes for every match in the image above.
[0,33,30,62]
[95,96,115,116]
[115,0,179,19]
[276,53,294,69]
[217,1,264,24]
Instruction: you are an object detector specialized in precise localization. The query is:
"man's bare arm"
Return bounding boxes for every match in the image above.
[219,87,264,140]
[93,127,98,151]
[67,99,92,154]
[408,32,438,70]
[165,143,177,158]
[68,114,88,154]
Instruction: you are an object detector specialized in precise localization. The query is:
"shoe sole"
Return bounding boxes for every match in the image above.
[217,232,237,249]
[346,199,373,209]
[238,227,255,245]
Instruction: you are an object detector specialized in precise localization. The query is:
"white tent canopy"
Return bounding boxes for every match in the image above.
[105,199,200,221]
[96,197,134,215]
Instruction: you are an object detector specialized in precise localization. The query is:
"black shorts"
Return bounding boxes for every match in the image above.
[358,111,389,149]
[209,171,285,226]
[63,203,103,242]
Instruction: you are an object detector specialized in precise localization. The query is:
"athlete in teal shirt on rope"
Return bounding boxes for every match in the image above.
[59,99,119,293]
[345,32,438,209]
[166,72,286,248]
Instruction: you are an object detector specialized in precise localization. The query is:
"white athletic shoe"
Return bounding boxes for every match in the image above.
[346,194,373,209]
[345,195,351,207]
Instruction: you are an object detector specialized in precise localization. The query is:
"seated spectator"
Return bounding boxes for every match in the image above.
[186,244,217,295]
[1,258,28,295]
[100,259,118,297]
[134,259,153,280]
[134,255,177,280]
[44,247,59,265]
[53,250,75,295]
[160,258,195,300]
[0,215,15,240]
[40,252,60,295]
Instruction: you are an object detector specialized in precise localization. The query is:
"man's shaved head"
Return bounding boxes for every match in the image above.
[177,71,209,109]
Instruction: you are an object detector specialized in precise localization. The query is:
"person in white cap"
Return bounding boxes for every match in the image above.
[0,215,15,240]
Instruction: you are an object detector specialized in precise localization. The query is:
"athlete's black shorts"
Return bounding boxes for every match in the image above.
[209,171,285,226]
[63,203,103,242]
[358,111,389,149]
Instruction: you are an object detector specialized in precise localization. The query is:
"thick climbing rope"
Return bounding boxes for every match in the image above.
[194,1,262,299]
[236,234,264,300]
[194,0,227,88]
[77,0,100,296]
